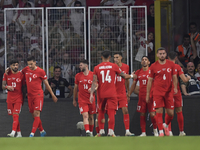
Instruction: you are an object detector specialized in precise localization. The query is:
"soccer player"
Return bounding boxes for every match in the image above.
[146,47,178,136]
[128,56,158,136]
[90,50,134,137]
[2,60,25,137]
[73,60,96,137]
[113,52,134,136]
[165,51,191,136]
[22,56,58,137]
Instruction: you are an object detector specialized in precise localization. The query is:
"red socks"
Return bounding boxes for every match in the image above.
[12,114,19,131]
[177,111,184,132]
[31,116,40,133]
[89,125,94,132]
[123,114,130,130]
[98,110,105,130]
[84,124,89,131]
[140,116,146,132]
[107,109,115,130]
[156,113,163,131]
[165,113,173,125]
[150,116,157,129]
[38,118,44,132]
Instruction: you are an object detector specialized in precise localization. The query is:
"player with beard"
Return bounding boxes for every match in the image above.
[73,60,96,136]
[90,50,134,137]
[128,56,158,136]
[164,51,191,136]
[2,59,25,137]
[146,47,178,136]
[113,52,134,136]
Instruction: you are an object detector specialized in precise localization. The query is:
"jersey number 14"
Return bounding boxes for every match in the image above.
[100,70,111,83]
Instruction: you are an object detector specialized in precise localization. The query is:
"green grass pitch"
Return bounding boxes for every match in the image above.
[0,136,199,150]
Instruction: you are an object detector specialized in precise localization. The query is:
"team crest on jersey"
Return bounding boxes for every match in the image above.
[16,78,21,82]
[88,80,92,84]
[33,74,37,78]
[167,68,171,72]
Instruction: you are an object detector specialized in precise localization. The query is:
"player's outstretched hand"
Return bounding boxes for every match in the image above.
[90,94,94,104]
[52,95,58,103]
[73,100,77,107]
[5,67,10,75]
[7,86,14,91]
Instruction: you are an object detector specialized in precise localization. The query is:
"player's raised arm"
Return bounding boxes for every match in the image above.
[179,74,191,83]
[43,79,58,103]
[90,74,98,103]
[146,77,153,103]
[73,84,78,107]
[172,74,178,94]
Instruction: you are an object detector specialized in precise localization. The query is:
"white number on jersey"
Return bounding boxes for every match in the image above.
[117,76,122,82]
[29,77,32,82]
[100,70,111,83]
[163,74,166,80]
[83,84,88,89]
[142,80,146,85]
[12,82,16,87]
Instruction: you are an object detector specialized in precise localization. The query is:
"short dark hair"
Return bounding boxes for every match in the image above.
[74,1,82,6]
[189,22,197,27]
[157,47,166,53]
[15,54,23,58]
[9,59,19,66]
[101,50,111,59]
[141,56,149,60]
[113,52,123,56]
[149,3,154,8]
[27,56,35,62]
[183,34,190,39]
[54,66,61,71]
[168,51,177,60]
[80,59,89,65]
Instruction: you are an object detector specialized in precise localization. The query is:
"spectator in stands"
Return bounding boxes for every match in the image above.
[45,66,73,98]
[0,11,9,41]
[35,0,50,7]
[0,0,16,23]
[16,0,34,7]
[15,40,28,60]
[195,62,200,81]
[135,31,153,62]
[24,36,31,53]
[70,1,84,36]
[180,62,200,96]
[61,52,76,84]
[13,3,34,38]
[189,22,200,58]
[147,3,154,33]
[100,0,115,6]
[113,0,134,6]
[176,34,192,68]
[16,53,26,70]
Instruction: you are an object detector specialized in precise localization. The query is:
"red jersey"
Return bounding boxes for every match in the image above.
[93,62,121,98]
[115,63,129,97]
[22,66,47,97]
[175,64,184,94]
[3,71,24,103]
[134,68,150,96]
[75,71,95,104]
[149,59,176,96]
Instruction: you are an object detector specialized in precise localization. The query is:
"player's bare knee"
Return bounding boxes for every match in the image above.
[140,113,146,116]
[149,112,155,117]
[175,107,182,113]
[33,110,40,117]
[122,107,128,114]
[101,118,105,123]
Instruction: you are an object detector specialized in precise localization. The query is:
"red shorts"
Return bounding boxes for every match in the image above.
[7,102,22,115]
[174,93,183,108]
[153,91,174,109]
[137,95,155,113]
[117,96,128,108]
[79,102,96,114]
[28,96,44,113]
[98,97,118,110]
